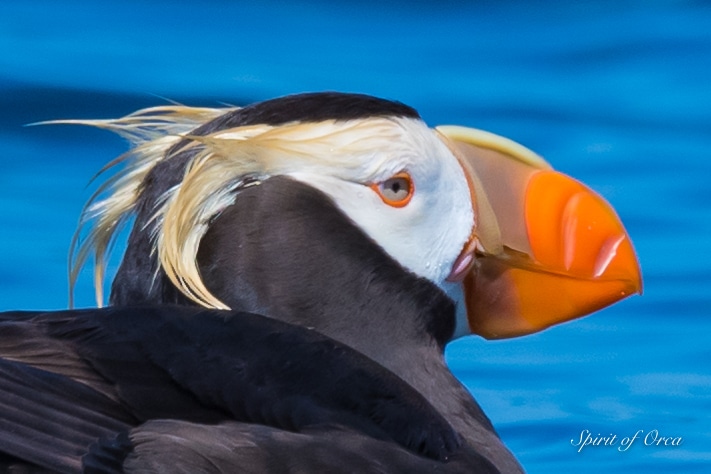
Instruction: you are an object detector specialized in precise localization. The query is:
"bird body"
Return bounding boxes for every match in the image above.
[0,92,642,472]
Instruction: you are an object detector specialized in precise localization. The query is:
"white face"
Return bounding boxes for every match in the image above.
[285,117,475,293]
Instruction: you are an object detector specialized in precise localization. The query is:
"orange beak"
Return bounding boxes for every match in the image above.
[437,126,642,339]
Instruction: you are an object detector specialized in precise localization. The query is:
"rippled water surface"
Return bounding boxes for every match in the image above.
[1,1,709,472]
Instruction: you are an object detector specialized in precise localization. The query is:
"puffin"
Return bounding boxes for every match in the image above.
[0,92,641,472]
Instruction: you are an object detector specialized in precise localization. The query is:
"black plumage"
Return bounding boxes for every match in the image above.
[0,306,498,472]
[188,92,420,130]
[0,177,516,472]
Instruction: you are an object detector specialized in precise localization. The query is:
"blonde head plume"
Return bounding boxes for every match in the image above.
[60,105,233,307]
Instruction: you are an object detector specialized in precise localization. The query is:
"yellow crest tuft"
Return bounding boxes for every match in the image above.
[60,105,232,307]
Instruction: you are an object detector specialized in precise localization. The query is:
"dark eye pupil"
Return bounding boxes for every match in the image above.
[381,177,410,201]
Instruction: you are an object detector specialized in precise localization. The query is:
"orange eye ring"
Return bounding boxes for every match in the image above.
[369,172,414,208]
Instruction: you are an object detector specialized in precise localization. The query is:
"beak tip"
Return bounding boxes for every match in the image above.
[602,232,644,298]
[527,169,643,293]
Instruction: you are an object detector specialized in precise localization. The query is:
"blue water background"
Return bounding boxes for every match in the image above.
[1,1,709,472]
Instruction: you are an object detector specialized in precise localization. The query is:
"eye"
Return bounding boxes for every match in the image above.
[370,172,414,208]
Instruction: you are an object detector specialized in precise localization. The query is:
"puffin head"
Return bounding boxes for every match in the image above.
[66,92,642,340]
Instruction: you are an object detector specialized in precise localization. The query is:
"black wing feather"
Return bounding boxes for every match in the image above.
[28,306,460,459]
[87,420,500,474]
[0,358,132,473]
[0,306,463,470]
